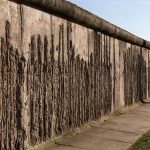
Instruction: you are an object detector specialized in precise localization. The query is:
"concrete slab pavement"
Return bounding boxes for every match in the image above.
[39,103,150,150]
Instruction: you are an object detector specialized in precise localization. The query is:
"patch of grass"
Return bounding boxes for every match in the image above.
[129,130,150,150]
[115,111,124,116]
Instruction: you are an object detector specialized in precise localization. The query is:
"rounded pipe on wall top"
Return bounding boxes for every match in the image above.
[10,0,150,49]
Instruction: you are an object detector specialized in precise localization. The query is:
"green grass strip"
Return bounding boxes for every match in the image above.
[129,130,150,150]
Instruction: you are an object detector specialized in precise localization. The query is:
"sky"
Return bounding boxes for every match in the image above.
[68,0,150,41]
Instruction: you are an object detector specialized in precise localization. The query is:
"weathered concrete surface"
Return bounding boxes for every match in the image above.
[0,0,149,149]
[48,104,150,150]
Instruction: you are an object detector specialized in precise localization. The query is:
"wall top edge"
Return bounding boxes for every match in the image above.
[9,0,150,50]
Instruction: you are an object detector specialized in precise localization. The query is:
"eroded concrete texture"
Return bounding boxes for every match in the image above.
[0,0,149,149]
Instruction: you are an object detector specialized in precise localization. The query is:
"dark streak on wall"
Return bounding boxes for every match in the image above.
[26,21,112,145]
[149,52,150,97]
[124,47,147,105]
[0,21,25,150]
[113,38,116,107]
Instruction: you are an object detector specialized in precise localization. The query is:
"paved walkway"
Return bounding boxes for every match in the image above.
[50,103,150,150]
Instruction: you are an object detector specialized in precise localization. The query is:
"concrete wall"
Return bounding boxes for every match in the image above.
[0,0,149,149]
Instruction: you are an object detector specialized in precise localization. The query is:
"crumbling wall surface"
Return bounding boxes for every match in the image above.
[0,0,149,149]
[0,1,25,150]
